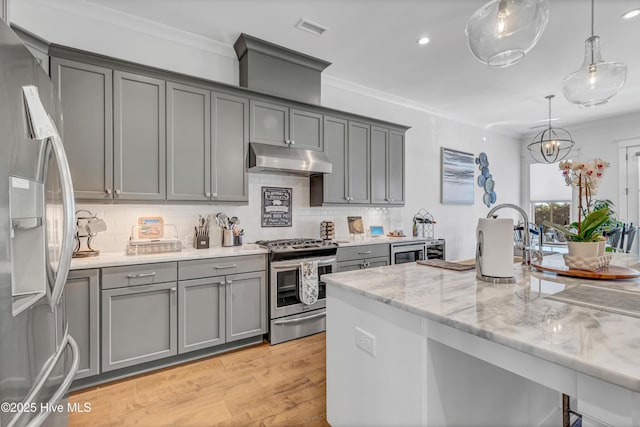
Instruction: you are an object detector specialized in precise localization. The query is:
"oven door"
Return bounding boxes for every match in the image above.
[270,255,336,319]
[391,243,427,264]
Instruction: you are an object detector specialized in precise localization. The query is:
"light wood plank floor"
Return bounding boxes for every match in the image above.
[69,333,329,426]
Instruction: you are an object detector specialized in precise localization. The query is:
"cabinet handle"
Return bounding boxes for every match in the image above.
[227,280,232,286]
[219,280,226,286]
[389,198,394,202]
[290,140,295,145]
[114,189,121,196]
[170,287,177,293]
[213,263,237,269]
[205,192,211,197]
[212,193,217,197]
[284,140,290,145]
[364,261,370,268]
[344,196,349,201]
[357,251,372,255]
[127,272,156,278]
[105,188,112,195]
[350,197,354,201]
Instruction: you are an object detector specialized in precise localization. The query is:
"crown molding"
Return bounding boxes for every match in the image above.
[24,0,236,59]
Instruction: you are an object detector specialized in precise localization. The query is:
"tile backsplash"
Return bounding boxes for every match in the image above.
[78,173,399,253]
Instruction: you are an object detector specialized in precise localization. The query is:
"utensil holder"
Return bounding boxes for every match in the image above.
[222,229,234,247]
[194,233,209,249]
[234,235,242,246]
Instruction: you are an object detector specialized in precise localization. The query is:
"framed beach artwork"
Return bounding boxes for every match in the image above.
[441,147,474,205]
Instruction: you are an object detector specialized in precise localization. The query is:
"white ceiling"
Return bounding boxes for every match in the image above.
[79,0,640,136]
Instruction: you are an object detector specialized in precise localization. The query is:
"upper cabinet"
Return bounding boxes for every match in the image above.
[113,71,166,201]
[347,121,370,204]
[51,58,114,201]
[1,0,8,23]
[166,83,248,203]
[52,57,166,201]
[250,100,323,151]
[371,127,405,205]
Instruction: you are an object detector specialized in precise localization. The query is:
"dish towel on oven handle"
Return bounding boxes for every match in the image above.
[299,260,319,305]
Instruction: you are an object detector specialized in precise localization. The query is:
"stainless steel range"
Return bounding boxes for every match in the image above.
[256,238,338,345]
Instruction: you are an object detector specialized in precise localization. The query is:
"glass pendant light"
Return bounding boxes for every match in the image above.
[465,0,550,67]
[562,0,627,107]
[528,95,575,164]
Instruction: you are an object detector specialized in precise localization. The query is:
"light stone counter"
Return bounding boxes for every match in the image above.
[324,254,640,426]
[335,235,442,247]
[70,244,268,270]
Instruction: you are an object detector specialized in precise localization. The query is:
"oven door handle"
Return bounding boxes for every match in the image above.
[318,258,336,266]
[272,258,336,270]
[273,311,326,325]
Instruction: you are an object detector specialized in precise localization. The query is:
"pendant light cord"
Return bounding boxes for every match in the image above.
[590,0,595,64]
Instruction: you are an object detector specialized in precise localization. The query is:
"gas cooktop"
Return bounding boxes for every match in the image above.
[256,238,338,261]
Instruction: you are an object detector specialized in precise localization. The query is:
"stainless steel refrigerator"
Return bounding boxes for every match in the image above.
[0,19,79,427]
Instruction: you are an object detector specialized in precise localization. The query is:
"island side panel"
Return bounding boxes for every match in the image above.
[326,285,427,426]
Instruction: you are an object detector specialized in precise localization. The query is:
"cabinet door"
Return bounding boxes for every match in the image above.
[249,100,288,145]
[371,126,389,204]
[65,269,100,379]
[113,71,166,200]
[225,271,267,343]
[178,277,225,354]
[51,58,113,200]
[166,82,210,201]
[388,130,405,205]
[348,121,370,204]
[1,1,7,23]
[322,116,349,203]
[290,108,323,151]
[337,259,365,272]
[212,92,249,202]
[101,282,177,372]
[366,256,390,268]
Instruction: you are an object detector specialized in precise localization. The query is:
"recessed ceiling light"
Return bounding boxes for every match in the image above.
[417,36,430,46]
[295,18,329,36]
[622,8,640,20]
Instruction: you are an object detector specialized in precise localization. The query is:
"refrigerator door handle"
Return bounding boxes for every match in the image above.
[47,126,76,310]
[6,333,80,427]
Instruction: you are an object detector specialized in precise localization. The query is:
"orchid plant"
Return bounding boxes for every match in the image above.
[558,159,610,233]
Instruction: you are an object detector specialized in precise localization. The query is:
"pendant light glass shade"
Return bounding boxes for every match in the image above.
[465,0,550,67]
[528,95,575,164]
[561,0,627,107]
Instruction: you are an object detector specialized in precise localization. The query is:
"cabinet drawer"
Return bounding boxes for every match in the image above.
[102,262,177,289]
[179,255,266,280]
[337,244,390,262]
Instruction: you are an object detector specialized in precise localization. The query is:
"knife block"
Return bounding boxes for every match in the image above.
[194,233,209,249]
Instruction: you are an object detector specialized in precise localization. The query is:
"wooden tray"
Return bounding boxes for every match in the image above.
[531,262,640,280]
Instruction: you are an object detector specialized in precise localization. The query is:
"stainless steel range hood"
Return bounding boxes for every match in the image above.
[249,143,332,176]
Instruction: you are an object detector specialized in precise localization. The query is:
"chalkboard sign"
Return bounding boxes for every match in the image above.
[261,187,292,227]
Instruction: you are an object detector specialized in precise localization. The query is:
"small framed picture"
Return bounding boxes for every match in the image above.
[347,216,364,234]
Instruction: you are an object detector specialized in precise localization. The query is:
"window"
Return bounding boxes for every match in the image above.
[529,163,572,237]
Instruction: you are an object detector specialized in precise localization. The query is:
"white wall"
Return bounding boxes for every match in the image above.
[14,0,522,260]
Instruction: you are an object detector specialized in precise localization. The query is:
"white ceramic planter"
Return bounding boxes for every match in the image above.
[566,241,600,258]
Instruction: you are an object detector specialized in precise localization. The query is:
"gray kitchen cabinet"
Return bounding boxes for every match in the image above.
[336,244,390,272]
[225,271,267,342]
[50,58,113,200]
[177,256,267,348]
[12,25,49,73]
[371,127,405,205]
[166,82,211,201]
[388,130,405,205]
[347,121,370,204]
[1,1,8,23]
[101,281,177,372]
[310,116,348,204]
[250,99,322,151]
[167,85,248,202]
[211,92,249,202]
[178,277,225,353]
[113,71,166,200]
[65,269,100,379]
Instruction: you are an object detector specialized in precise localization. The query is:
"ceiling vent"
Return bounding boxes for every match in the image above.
[295,18,328,37]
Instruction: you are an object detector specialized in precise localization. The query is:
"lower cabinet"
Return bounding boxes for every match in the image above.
[65,269,100,379]
[225,271,267,343]
[101,281,177,372]
[336,244,391,272]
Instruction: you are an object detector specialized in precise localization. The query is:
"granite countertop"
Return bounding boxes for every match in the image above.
[323,254,640,392]
[70,244,268,270]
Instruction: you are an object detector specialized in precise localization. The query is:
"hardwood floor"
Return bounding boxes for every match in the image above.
[69,333,329,426]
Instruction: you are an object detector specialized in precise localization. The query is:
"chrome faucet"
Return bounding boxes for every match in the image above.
[486,203,536,266]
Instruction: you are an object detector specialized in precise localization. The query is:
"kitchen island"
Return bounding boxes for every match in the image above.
[323,254,640,427]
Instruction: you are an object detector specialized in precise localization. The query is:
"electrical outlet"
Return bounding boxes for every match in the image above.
[355,326,376,357]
